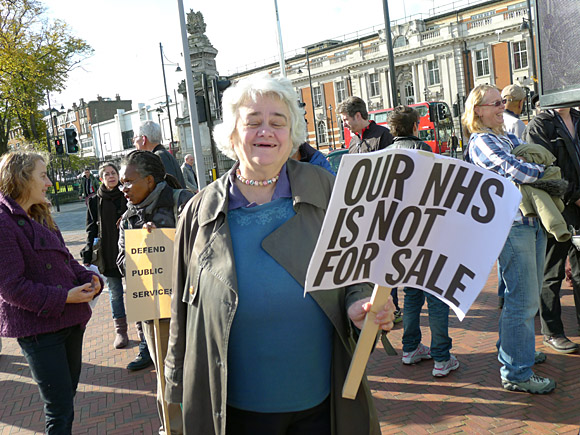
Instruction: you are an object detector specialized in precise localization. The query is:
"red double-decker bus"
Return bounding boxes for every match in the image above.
[343,101,454,154]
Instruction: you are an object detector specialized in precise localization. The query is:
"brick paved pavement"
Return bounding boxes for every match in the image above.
[1,228,579,434]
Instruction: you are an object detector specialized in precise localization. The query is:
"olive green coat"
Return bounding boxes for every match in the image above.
[164,159,380,435]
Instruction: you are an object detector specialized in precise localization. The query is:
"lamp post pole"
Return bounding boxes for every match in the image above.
[305,48,319,150]
[159,43,176,153]
[328,104,336,149]
[273,0,286,77]
[176,0,206,189]
[525,0,538,95]
[45,91,59,212]
[382,0,398,107]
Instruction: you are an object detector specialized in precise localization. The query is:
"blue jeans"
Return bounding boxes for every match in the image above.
[497,220,546,382]
[18,325,85,434]
[402,287,451,362]
[106,275,125,319]
[497,261,506,298]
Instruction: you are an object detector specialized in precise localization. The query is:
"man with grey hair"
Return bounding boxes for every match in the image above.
[181,154,198,193]
[502,84,527,139]
[133,120,186,188]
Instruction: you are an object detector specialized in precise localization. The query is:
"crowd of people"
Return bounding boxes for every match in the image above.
[1,75,579,433]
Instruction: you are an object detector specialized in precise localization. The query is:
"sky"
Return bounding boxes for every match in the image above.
[44,0,476,109]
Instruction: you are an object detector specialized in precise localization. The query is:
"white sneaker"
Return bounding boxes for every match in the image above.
[432,354,459,377]
[402,343,432,365]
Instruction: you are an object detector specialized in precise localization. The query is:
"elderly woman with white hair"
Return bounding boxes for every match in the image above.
[164,76,395,435]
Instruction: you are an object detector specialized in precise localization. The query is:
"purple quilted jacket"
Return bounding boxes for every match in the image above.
[0,193,103,338]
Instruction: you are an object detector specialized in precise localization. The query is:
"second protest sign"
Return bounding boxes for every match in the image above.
[125,228,175,323]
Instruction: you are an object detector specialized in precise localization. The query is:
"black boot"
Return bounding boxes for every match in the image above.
[127,340,153,371]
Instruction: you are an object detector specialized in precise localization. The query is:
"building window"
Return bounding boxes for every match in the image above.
[317,121,327,144]
[335,81,347,103]
[122,130,135,150]
[428,60,440,85]
[404,81,415,105]
[513,40,528,70]
[313,86,323,107]
[475,48,490,77]
[369,73,380,97]
[393,36,408,48]
[80,119,89,135]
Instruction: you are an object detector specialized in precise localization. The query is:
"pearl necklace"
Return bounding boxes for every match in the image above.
[236,168,280,186]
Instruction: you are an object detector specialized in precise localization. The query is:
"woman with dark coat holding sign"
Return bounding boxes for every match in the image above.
[463,84,555,394]
[81,162,128,349]
[163,76,396,435]
[117,150,192,435]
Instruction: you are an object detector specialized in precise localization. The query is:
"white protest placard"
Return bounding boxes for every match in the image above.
[125,228,175,322]
[305,149,522,321]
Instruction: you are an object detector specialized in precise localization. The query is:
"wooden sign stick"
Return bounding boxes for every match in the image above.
[342,284,391,400]
[154,318,171,435]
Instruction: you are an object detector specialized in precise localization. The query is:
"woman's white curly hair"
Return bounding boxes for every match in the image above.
[213,75,306,160]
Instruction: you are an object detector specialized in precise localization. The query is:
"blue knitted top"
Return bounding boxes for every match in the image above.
[227,197,333,412]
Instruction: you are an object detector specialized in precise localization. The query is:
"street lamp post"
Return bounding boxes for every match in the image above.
[328,104,336,149]
[45,91,60,212]
[155,107,164,137]
[522,0,538,95]
[382,0,398,107]
[305,48,319,150]
[159,42,181,154]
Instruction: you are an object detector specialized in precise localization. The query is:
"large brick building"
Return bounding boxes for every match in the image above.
[228,0,537,149]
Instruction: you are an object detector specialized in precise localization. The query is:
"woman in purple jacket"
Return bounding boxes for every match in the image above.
[0,151,103,434]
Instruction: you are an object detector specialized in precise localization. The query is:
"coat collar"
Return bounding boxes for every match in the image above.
[197,158,331,227]
[0,193,25,215]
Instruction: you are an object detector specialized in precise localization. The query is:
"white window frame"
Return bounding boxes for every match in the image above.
[428,60,440,85]
[475,48,490,77]
[369,73,380,97]
[404,81,415,105]
[313,86,323,107]
[335,81,347,103]
[513,40,528,70]
[317,121,327,144]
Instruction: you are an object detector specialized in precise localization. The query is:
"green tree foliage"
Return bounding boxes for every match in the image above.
[0,0,93,155]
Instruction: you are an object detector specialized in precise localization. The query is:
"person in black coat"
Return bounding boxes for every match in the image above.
[133,120,186,188]
[386,105,432,324]
[523,108,580,353]
[117,150,193,434]
[388,105,459,376]
[81,163,129,350]
[387,105,432,152]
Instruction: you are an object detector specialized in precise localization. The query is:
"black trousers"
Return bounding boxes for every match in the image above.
[541,231,580,336]
[225,396,330,435]
[18,325,85,435]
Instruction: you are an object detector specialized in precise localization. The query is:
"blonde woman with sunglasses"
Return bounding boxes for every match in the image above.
[462,84,555,395]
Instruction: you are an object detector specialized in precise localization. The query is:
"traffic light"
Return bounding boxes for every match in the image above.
[214,78,232,119]
[195,95,207,123]
[54,138,64,155]
[64,128,78,153]
[216,79,231,93]
[437,104,449,121]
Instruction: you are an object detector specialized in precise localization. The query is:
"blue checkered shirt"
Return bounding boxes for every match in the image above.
[468,130,545,225]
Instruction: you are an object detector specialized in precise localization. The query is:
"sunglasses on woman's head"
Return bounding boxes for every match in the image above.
[477,99,507,107]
